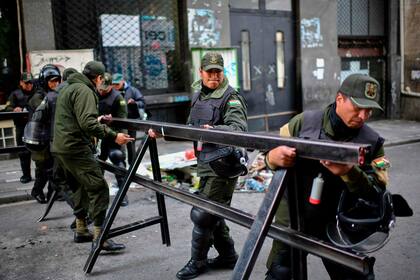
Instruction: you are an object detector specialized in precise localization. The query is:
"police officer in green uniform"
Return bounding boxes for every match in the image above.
[5,72,35,183]
[175,52,248,279]
[98,73,129,206]
[264,74,390,279]
[52,61,133,251]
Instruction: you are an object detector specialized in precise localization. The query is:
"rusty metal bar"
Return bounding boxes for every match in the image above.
[231,169,288,280]
[108,119,370,164]
[101,161,372,274]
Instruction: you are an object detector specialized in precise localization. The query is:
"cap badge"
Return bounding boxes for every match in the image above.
[209,54,218,64]
[364,83,377,99]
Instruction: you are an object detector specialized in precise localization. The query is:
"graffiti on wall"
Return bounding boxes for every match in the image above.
[28,49,94,76]
[301,18,323,48]
[144,50,168,89]
[142,17,175,50]
[188,8,221,47]
[100,14,176,89]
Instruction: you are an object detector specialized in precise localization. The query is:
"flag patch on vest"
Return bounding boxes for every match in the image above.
[372,157,390,170]
[227,99,241,106]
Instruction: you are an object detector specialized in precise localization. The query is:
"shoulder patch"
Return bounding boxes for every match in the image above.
[227,99,241,106]
[372,156,391,170]
[119,100,126,106]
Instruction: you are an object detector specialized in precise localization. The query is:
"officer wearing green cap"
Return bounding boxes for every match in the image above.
[52,61,134,251]
[264,73,389,279]
[5,72,36,184]
[159,51,248,279]
[98,73,129,206]
[111,72,145,166]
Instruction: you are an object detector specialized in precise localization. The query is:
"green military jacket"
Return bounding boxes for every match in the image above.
[189,78,248,177]
[276,105,389,195]
[52,72,117,155]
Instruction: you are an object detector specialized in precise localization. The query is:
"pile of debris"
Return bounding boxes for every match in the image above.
[236,152,273,193]
[136,149,273,194]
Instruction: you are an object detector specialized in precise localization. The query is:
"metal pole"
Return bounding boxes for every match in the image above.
[231,169,288,280]
[148,137,171,246]
[84,137,150,273]
[109,119,369,165]
[102,163,372,274]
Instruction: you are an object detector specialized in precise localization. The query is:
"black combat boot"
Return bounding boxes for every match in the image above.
[101,239,126,252]
[31,189,46,204]
[176,209,214,279]
[92,226,125,252]
[208,219,238,269]
[20,175,32,184]
[265,250,291,280]
[19,151,32,183]
[176,259,207,280]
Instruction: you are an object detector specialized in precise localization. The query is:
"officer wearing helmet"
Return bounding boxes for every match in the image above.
[264,74,390,279]
[150,52,248,279]
[26,64,62,203]
[97,73,129,206]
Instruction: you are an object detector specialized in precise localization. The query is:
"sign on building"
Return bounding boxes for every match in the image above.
[28,49,94,77]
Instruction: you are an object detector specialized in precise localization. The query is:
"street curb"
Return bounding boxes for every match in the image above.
[0,193,33,205]
[384,138,420,148]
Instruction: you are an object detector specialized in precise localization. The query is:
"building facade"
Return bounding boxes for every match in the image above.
[1,0,419,130]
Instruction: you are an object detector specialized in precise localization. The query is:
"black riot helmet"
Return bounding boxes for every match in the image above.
[208,147,248,178]
[326,188,395,253]
[39,64,61,90]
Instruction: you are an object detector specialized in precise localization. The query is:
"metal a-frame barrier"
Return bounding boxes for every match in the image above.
[82,119,374,278]
[0,113,374,278]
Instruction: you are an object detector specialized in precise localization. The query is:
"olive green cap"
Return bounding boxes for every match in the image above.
[99,72,112,90]
[20,72,33,82]
[82,61,105,77]
[201,52,224,71]
[339,74,383,111]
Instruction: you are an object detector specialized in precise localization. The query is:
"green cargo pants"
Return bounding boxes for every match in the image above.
[54,151,109,227]
[197,176,237,247]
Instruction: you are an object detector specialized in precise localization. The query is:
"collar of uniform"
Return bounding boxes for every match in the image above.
[322,105,335,138]
[123,81,129,91]
[194,78,229,100]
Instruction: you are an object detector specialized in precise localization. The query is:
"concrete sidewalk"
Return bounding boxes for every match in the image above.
[1,119,419,205]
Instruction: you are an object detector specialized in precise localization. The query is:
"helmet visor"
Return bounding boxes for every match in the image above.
[326,221,392,253]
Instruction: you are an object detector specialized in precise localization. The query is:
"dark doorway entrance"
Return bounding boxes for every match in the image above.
[230,3,296,131]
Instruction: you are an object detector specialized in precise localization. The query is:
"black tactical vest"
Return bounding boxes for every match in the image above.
[11,89,32,109]
[189,85,236,163]
[98,89,120,116]
[10,89,33,126]
[289,110,384,238]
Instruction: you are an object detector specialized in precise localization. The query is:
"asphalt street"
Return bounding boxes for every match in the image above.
[0,142,418,280]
